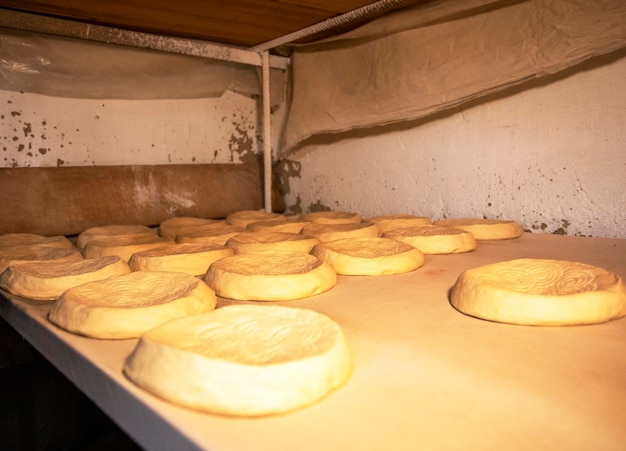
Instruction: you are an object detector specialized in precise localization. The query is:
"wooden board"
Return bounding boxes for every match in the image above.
[0,164,285,236]
[1,233,625,450]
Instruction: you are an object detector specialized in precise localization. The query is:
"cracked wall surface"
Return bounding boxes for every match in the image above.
[279,53,626,239]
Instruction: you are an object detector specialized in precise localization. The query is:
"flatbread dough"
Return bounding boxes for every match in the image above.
[0,256,132,301]
[129,242,234,276]
[158,217,220,239]
[246,217,311,233]
[76,224,155,248]
[301,211,362,225]
[0,246,84,274]
[365,214,431,233]
[301,222,380,243]
[49,271,217,339]
[175,222,244,246]
[450,258,626,326]
[311,237,424,276]
[0,233,73,249]
[226,231,320,254]
[383,225,477,254]
[204,251,337,301]
[123,304,353,416]
[82,234,173,262]
[226,210,286,228]
[434,218,522,240]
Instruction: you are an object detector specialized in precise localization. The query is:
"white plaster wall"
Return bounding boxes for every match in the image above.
[1,89,260,167]
[280,54,626,239]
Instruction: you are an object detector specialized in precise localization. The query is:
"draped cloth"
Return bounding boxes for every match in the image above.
[279,0,626,156]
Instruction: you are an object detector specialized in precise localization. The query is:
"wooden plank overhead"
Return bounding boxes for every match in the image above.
[0,0,426,48]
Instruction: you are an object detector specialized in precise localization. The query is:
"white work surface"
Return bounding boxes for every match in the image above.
[1,233,625,451]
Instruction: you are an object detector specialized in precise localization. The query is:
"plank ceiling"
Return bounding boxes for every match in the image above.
[0,0,427,49]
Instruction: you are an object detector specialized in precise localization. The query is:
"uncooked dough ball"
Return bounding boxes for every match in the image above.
[158,217,221,239]
[0,246,83,274]
[433,218,522,240]
[0,233,73,249]
[123,304,353,416]
[76,224,155,248]
[301,222,380,242]
[311,237,424,275]
[226,210,286,228]
[175,222,244,246]
[226,231,320,254]
[129,242,234,276]
[204,250,337,301]
[49,271,217,339]
[300,211,362,225]
[383,225,477,254]
[450,258,626,326]
[365,214,431,233]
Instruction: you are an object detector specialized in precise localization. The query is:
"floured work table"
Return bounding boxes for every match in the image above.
[1,233,625,451]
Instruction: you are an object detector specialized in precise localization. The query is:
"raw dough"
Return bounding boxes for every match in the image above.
[383,225,477,254]
[226,231,320,254]
[0,233,73,249]
[129,242,234,276]
[175,222,244,246]
[0,246,83,274]
[49,271,217,339]
[76,224,155,248]
[301,211,362,225]
[226,210,286,228]
[450,258,626,326]
[365,214,431,233]
[0,255,132,301]
[82,234,173,262]
[434,218,522,240]
[311,237,424,275]
[204,251,337,301]
[246,217,310,233]
[158,217,220,239]
[301,222,380,242]
[123,304,353,416]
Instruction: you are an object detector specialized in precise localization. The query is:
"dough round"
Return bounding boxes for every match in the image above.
[76,224,155,248]
[226,231,320,254]
[383,225,477,254]
[123,304,353,416]
[158,217,220,239]
[0,246,84,274]
[311,237,424,276]
[300,211,362,225]
[0,233,73,249]
[82,234,173,262]
[0,256,132,301]
[433,218,522,240]
[129,242,234,276]
[226,210,286,228]
[301,222,380,243]
[246,218,310,234]
[365,215,431,233]
[204,251,337,301]
[175,222,244,246]
[49,271,217,339]
[450,258,626,326]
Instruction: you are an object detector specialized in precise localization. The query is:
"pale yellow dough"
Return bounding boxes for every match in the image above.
[450,258,626,326]
[123,304,353,416]
[49,271,217,339]
[434,218,522,240]
[204,251,337,301]
[365,214,431,233]
[0,246,84,274]
[76,224,155,248]
[0,233,73,249]
[383,225,477,254]
[0,256,131,300]
[311,237,424,275]
[158,217,220,239]
[226,231,320,254]
[300,211,362,225]
[301,222,380,243]
[82,234,173,262]
[226,210,286,228]
[175,222,244,246]
[129,242,234,276]
[246,217,310,233]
